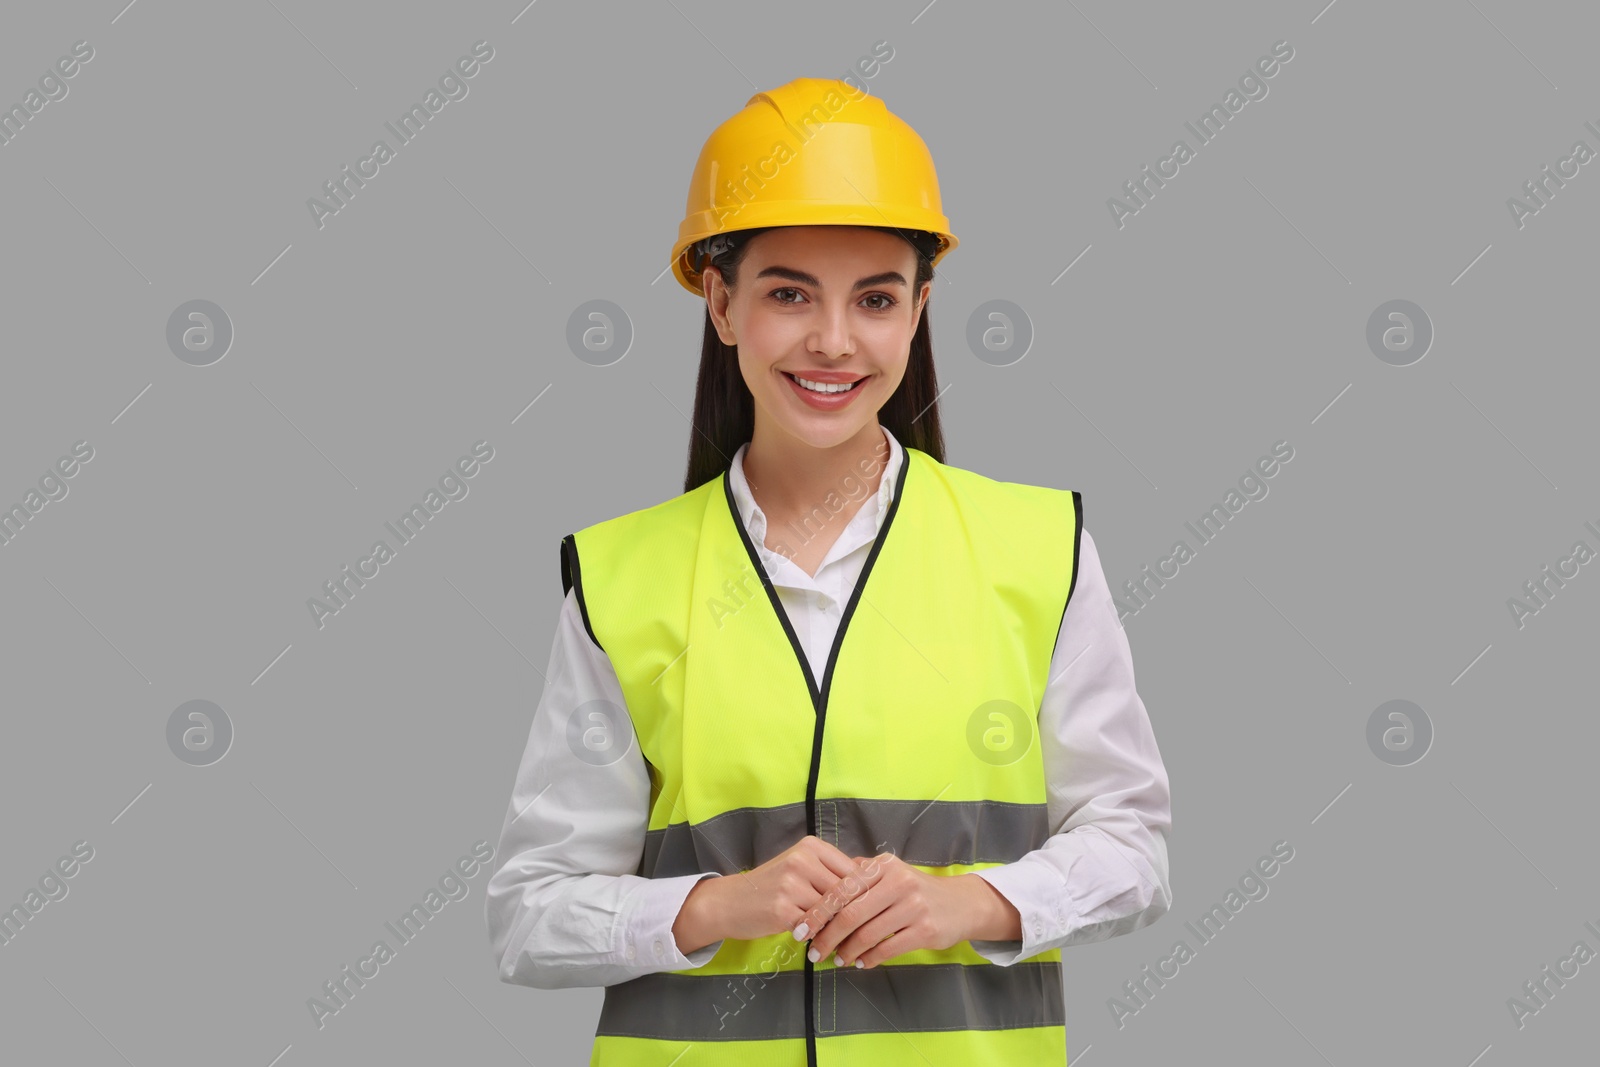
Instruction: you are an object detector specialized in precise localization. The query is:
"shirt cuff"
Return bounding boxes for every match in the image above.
[969,862,1074,967]
[625,871,724,970]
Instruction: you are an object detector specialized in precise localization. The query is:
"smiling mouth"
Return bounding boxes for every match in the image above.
[783,372,866,394]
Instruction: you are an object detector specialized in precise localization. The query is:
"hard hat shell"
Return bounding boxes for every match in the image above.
[670,77,958,297]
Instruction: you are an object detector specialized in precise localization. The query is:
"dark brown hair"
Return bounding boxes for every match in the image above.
[682,225,946,494]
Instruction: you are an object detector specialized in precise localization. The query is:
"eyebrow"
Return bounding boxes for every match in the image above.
[753,266,908,291]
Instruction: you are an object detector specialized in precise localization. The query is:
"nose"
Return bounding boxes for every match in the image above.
[807,301,855,360]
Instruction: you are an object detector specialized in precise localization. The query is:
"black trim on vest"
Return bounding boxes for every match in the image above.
[1055,490,1084,649]
[720,447,913,1067]
[560,533,604,653]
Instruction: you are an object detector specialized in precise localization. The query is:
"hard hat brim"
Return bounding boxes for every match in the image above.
[671,210,957,297]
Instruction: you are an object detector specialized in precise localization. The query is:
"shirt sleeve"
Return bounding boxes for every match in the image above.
[968,527,1174,966]
[484,588,727,989]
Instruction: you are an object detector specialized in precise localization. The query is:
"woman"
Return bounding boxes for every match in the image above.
[486,77,1173,1066]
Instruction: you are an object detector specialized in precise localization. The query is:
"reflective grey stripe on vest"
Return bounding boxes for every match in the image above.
[597,960,1064,1041]
[639,797,1049,877]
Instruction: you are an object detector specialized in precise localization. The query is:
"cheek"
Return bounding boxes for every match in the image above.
[877,363,909,396]
[869,321,915,373]
[732,309,794,363]
[869,308,917,345]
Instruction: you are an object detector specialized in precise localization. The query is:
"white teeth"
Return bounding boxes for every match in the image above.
[792,374,859,394]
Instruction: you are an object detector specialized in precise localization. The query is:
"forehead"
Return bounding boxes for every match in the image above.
[745,226,915,267]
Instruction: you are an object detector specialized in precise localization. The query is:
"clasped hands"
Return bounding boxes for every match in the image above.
[675,834,1019,969]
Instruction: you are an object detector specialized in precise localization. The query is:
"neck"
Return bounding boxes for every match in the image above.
[742,422,890,526]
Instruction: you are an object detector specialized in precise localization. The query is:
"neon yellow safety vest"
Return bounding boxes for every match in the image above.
[561,445,1083,1067]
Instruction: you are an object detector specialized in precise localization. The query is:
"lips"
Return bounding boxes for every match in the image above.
[783,372,866,396]
[782,370,868,408]
[783,370,865,384]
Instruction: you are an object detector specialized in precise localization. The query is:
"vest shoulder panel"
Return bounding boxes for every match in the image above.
[563,450,1083,660]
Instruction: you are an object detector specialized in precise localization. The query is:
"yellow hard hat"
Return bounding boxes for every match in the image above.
[670,77,958,297]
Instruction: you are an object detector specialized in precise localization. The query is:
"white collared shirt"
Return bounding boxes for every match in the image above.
[486,426,1173,988]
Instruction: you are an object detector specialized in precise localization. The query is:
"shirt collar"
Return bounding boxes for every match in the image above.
[727,424,903,555]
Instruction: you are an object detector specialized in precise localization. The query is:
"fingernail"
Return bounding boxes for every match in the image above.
[855,960,864,968]
[807,947,820,963]
[793,923,809,940]
[834,954,843,967]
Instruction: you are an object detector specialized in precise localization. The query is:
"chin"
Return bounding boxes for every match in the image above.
[784,417,876,449]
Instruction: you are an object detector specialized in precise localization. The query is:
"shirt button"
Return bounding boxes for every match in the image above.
[626,945,636,961]
[653,940,665,958]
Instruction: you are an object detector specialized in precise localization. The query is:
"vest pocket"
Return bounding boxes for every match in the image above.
[815,966,836,1034]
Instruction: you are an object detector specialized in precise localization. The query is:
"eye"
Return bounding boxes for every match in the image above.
[861,293,897,311]
[769,287,805,305]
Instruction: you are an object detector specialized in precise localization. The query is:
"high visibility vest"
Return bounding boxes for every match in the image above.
[561,445,1083,1067]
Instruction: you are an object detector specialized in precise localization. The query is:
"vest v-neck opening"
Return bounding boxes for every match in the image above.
[719,450,912,717]
[718,448,914,1067]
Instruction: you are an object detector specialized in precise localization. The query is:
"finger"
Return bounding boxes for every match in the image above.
[851,926,910,970]
[813,850,896,919]
[791,844,900,941]
[827,849,898,902]
[794,860,875,942]
[807,853,902,955]
[850,849,897,888]
[831,896,913,967]
[791,867,858,944]
[789,843,873,939]
[805,881,893,963]
[800,836,869,884]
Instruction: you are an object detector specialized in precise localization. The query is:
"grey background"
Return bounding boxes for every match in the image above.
[2,0,1595,1063]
